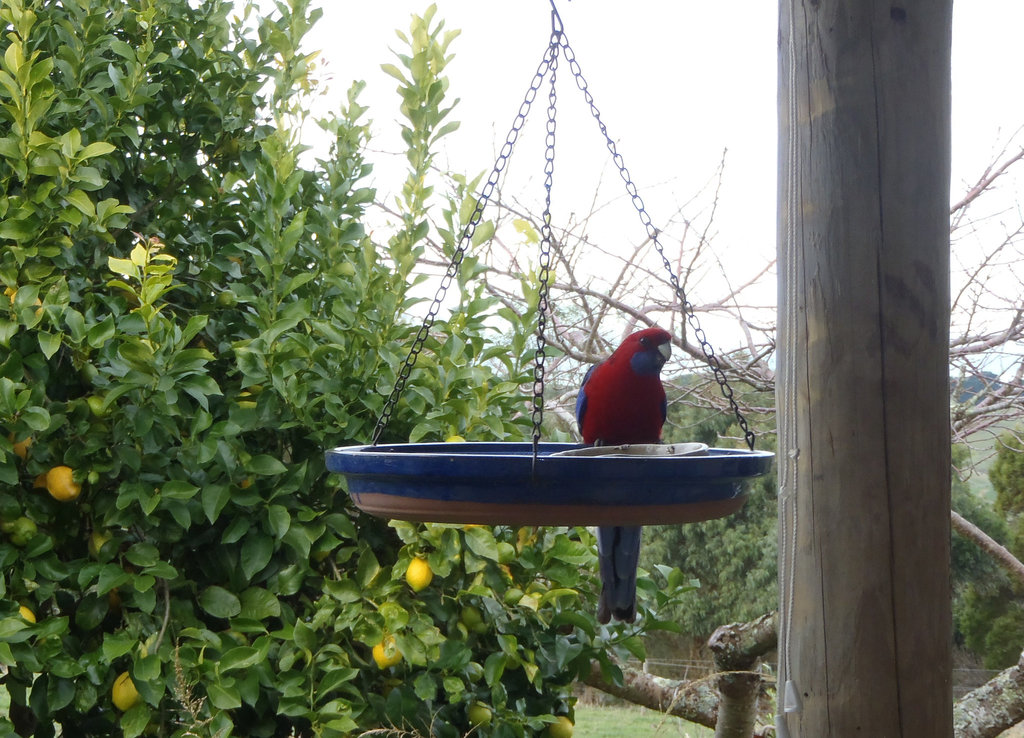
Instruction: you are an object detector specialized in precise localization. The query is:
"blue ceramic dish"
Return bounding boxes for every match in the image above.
[325,442,774,526]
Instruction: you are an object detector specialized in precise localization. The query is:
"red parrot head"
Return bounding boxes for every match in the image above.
[618,326,672,375]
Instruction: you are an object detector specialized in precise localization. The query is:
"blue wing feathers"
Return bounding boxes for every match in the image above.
[575,364,596,432]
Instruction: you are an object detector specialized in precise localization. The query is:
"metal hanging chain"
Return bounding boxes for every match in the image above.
[372,14,563,445]
[554,30,757,451]
[531,27,559,462]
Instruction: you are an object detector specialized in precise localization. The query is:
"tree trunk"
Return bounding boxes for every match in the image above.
[777,1,954,735]
[710,612,777,738]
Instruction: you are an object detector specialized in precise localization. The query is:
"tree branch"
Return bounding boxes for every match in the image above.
[954,650,1024,738]
[951,510,1024,588]
[950,145,1024,216]
[584,613,778,737]
[582,656,725,728]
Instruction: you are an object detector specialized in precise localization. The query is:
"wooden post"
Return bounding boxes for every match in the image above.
[776,1,953,736]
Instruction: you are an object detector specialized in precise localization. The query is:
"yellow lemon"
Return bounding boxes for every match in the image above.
[112,671,141,711]
[9,435,31,461]
[459,605,487,634]
[445,435,466,443]
[372,636,402,669]
[89,528,113,558]
[45,465,81,502]
[467,702,493,726]
[405,557,433,592]
[86,395,109,417]
[19,606,36,623]
[543,716,574,738]
[5,516,37,547]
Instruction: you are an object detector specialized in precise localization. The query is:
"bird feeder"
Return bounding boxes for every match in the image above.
[326,2,773,525]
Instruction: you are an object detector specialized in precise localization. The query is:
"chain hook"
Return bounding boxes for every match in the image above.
[549,0,565,36]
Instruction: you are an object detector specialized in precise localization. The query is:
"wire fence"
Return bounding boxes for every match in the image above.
[624,658,1001,700]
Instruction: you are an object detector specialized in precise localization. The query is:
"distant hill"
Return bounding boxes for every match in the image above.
[953,372,1002,405]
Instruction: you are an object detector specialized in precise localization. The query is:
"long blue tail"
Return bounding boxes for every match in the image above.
[596,525,642,623]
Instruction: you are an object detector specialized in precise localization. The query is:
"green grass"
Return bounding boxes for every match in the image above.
[573,704,713,737]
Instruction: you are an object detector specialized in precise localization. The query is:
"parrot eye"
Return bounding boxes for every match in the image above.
[639,336,649,347]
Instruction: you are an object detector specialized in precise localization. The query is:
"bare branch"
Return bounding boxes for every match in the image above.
[951,142,1024,217]
[951,510,1024,588]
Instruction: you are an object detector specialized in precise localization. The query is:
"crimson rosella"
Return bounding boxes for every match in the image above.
[575,326,672,623]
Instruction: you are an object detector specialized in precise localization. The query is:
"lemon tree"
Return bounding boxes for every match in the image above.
[0,2,693,736]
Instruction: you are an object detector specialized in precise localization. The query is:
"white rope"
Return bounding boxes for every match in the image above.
[777,0,802,732]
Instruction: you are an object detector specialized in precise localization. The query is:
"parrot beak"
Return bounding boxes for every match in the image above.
[654,340,671,369]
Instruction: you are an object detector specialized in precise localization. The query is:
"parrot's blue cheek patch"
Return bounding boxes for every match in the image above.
[629,349,665,376]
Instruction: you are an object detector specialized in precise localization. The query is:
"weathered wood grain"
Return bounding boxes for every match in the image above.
[777,1,954,735]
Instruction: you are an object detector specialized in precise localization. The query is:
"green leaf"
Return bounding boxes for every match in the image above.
[318,667,358,695]
[161,480,198,500]
[37,331,62,359]
[86,316,115,347]
[201,483,230,523]
[620,635,646,661]
[207,682,241,710]
[76,141,116,161]
[380,63,408,84]
[247,454,286,476]
[323,578,360,604]
[267,505,290,538]
[239,587,280,619]
[200,586,241,619]
[378,601,409,632]
[218,646,263,673]
[97,565,132,595]
[240,534,273,581]
[125,542,160,568]
[102,633,136,661]
[355,548,380,588]
[64,189,95,216]
[107,256,136,277]
[483,651,506,686]
[0,218,35,241]
[470,219,495,248]
[21,405,50,432]
[413,671,436,701]
[142,561,177,580]
[292,620,316,651]
[0,137,21,159]
[463,526,499,561]
[64,308,86,341]
[0,616,31,642]
[120,703,151,738]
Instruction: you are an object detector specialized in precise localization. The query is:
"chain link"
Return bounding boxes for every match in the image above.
[372,22,562,445]
[531,34,559,464]
[556,33,757,451]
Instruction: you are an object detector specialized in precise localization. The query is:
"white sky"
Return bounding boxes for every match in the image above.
[309,1,778,269]
[298,1,1024,346]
